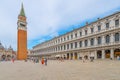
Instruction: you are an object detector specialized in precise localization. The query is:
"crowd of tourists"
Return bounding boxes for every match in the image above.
[27,57,48,66]
[0,57,15,63]
[1,55,120,64]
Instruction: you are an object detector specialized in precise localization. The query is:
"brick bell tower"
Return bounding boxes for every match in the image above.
[17,3,27,60]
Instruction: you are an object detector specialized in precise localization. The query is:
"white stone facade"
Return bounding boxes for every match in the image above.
[30,12,120,60]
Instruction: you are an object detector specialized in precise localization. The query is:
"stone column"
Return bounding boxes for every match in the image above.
[70,53,73,60]
[65,53,67,59]
[94,37,97,46]
[88,52,91,60]
[102,35,105,45]
[77,53,80,60]
[82,40,84,48]
[73,52,75,60]
[102,49,105,59]
[88,39,90,47]
[73,42,75,49]
[73,32,75,38]
[65,44,67,51]
[110,48,114,59]
[94,50,97,59]
[69,53,71,60]
[77,42,79,48]
[110,34,114,43]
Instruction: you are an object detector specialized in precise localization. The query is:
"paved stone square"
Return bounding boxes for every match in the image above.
[0,60,120,80]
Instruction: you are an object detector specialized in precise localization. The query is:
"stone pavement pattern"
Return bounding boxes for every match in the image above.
[0,60,120,80]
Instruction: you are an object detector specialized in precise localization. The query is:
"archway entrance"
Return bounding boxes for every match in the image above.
[105,50,110,58]
[70,53,73,60]
[114,49,120,58]
[67,53,69,59]
[7,55,11,61]
[2,55,6,61]
[74,53,78,60]
[63,55,66,59]
[84,55,88,59]
[97,51,102,59]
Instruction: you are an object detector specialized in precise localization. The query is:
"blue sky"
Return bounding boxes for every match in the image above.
[0,0,120,50]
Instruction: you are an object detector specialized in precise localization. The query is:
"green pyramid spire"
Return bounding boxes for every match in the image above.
[19,3,25,17]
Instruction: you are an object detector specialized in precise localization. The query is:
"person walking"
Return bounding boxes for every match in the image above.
[44,58,47,66]
[12,58,14,63]
[83,57,85,63]
[117,56,119,60]
[41,58,44,65]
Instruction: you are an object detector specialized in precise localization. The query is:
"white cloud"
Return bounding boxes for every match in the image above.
[0,0,120,50]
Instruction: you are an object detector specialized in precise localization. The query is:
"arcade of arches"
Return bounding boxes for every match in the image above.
[0,42,16,61]
[52,48,120,60]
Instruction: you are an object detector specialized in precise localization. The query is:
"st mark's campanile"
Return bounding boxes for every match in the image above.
[17,3,27,60]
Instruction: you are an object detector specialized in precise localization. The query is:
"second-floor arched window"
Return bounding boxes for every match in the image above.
[79,41,82,47]
[115,19,119,27]
[106,35,110,43]
[98,25,101,31]
[106,23,109,28]
[71,43,73,49]
[98,37,101,44]
[67,44,69,49]
[115,33,119,42]
[91,38,94,46]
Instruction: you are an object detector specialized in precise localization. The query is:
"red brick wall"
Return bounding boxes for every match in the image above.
[17,30,27,60]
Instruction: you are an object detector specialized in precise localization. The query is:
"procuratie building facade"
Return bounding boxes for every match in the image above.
[30,12,120,60]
